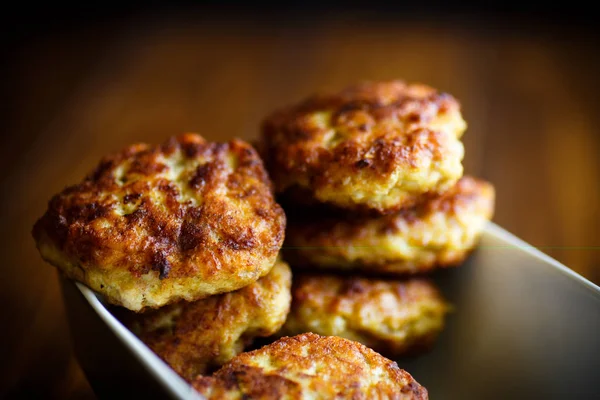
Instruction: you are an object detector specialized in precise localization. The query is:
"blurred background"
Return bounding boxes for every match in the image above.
[2,2,599,398]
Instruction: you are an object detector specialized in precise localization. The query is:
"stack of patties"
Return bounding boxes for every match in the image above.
[32,133,430,399]
[261,80,495,357]
[32,134,291,381]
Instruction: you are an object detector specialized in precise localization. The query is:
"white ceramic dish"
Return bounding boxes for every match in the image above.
[60,223,600,399]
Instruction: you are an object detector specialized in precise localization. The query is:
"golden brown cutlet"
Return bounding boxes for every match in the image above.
[261,80,466,214]
[193,333,428,399]
[117,258,292,381]
[284,176,494,274]
[281,274,449,357]
[33,133,286,311]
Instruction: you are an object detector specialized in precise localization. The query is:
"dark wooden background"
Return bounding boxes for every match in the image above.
[2,6,599,398]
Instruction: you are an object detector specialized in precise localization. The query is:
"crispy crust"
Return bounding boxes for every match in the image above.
[284,176,494,274]
[261,80,466,213]
[193,333,428,399]
[281,275,448,357]
[32,134,286,311]
[116,258,292,381]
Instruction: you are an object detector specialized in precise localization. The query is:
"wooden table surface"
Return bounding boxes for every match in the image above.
[2,12,599,398]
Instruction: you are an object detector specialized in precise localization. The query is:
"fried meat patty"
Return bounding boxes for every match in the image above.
[193,333,428,399]
[33,134,286,311]
[284,176,494,274]
[281,275,448,356]
[261,80,466,213]
[119,258,291,381]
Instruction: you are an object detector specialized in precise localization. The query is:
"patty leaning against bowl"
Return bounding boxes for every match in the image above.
[33,133,286,311]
